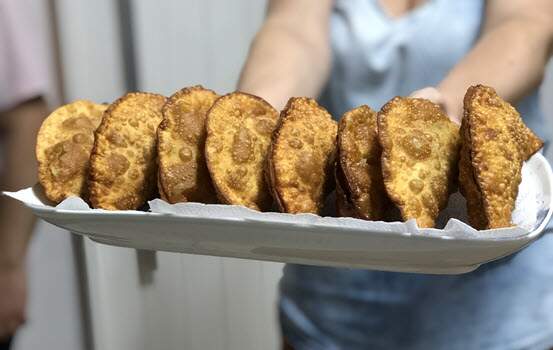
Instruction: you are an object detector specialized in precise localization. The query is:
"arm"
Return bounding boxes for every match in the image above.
[435,0,553,122]
[0,97,47,339]
[238,0,333,110]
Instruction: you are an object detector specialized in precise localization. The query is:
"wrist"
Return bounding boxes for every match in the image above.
[238,86,288,111]
[436,85,462,124]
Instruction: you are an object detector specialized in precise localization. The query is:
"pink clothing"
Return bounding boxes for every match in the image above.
[0,0,49,111]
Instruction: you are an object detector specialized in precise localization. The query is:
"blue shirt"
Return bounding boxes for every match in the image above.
[280,1,553,349]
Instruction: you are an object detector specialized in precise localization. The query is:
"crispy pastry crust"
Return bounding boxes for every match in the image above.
[267,97,338,214]
[378,97,460,228]
[36,100,107,203]
[458,113,488,229]
[460,85,543,229]
[89,92,166,210]
[337,105,388,220]
[205,92,279,211]
[157,86,219,204]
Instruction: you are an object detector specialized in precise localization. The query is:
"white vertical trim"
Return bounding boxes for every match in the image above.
[54,1,127,349]
[55,0,126,102]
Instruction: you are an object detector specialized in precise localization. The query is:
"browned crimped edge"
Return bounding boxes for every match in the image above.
[335,109,358,217]
[35,100,102,204]
[337,105,379,220]
[334,156,360,218]
[157,170,170,202]
[460,85,487,229]
[465,85,501,228]
[204,91,277,211]
[88,91,166,209]
[265,99,292,213]
[376,97,409,218]
[156,85,218,204]
[266,97,337,214]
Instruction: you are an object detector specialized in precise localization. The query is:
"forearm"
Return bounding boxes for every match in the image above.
[0,98,47,267]
[238,5,331,110]
[439,18,553,120]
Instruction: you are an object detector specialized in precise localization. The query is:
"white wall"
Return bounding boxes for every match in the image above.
[12,1,85,349]
[55,0,126,103]
[13,223,86,350]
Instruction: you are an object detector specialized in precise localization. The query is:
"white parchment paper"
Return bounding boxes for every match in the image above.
[4,154,552,241]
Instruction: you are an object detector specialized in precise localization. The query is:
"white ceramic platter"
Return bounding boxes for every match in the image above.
[6,154,553,274]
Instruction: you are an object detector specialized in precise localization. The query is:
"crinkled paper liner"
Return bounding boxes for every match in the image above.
[4,154,552,241]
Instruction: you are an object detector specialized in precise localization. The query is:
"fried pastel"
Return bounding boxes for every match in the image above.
[89,92,166,210]
[337,105,387,220]
[460,85,543,229]
[267,97,338,214]
[205,92,279,211]
[157,86,218,204]
[36,100,107,203]
[378,97,460,228]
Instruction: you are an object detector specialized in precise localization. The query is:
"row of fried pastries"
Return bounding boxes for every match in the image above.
[36,85,542,230]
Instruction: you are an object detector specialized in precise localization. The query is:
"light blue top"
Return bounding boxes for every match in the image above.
[280,1,553,349]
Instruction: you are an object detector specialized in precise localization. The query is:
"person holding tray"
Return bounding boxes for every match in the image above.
[239,0,553,349]
[0,1,50,348]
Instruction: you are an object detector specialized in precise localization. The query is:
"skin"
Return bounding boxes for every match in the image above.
[435,0,553,122]
[0,97,47,340]
[239,0,553,121]
[238,0,333,110]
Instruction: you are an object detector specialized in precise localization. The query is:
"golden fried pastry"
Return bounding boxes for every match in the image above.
[36,100,107,203]
[89,92,166,210]
[460,85,543,229]
[157,86,218,204]
[205,92,279,210]
[337,105,387,220]
[267,97,338,214]
[378,97,460,228]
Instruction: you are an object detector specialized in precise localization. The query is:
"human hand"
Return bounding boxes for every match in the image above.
[410,87,461,124]
[0,263,27,341]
